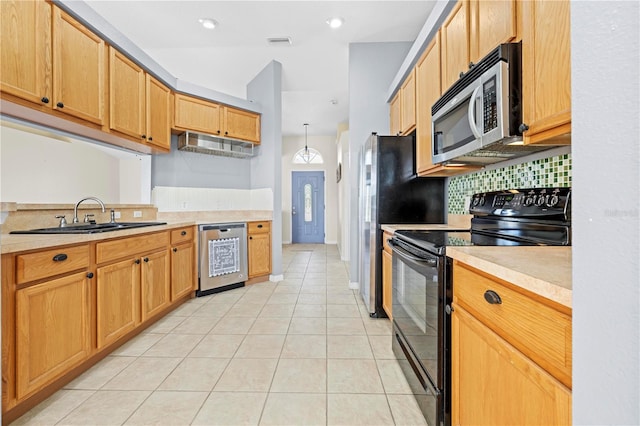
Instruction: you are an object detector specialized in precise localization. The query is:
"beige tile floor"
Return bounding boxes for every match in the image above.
[12,244,427,426]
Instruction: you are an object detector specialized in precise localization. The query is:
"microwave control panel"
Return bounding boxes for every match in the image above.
[483,76,498,133]
[469,188,571,218]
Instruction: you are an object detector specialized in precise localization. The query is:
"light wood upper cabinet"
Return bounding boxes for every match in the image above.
[469,0,517,64]
[520,0,571,145]
[0,0,52,106]
[452,261,572,424]
[389,92,401,136]
[174,93,221,135]
[52,7,106,125]
[248,221,271,278]
[441,1,470,93]
[109,47,145,139]
[416,33,480,177]
[223,107,261,144]
[400,69,416,135]
[146,75,172,150]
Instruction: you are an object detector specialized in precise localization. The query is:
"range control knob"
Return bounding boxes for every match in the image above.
[479,196,486,206]
[547,194,559,207]
[472,197,480,207]
[535,195,546,206]
[524,196,535,207]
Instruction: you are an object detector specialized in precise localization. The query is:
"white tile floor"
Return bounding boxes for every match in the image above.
[11,244,427,426]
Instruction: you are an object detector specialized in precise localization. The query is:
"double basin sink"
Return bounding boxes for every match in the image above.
[11,222,167,235]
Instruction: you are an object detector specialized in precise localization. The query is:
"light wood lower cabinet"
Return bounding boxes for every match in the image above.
[382,231,393,319]
[452,261,572,425]
[140,250,170,321]
[248,221,271,278]
[96,257,140,349]
[15,271,91,400]
[171,227,196,300]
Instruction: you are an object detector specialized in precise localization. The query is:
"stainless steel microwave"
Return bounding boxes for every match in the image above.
[431,42,548,165]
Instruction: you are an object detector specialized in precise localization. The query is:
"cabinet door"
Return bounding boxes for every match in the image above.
[382,249,392,319]
[52,7,105,125]
[16,272,90,399]
[469,0,517,64]
[109,47,145,139]
[174,94,221,135]
[416,35,441,175]
[441,1,470,92]
[400,69,416,135]
[452,306,572,425]
[248,232,271,278]
[389,92,401,136]
[146,75,172,150]
[171,242,194,301]
[0,0,51,106]
[521,0,571,145]
[223,107,261,143]
[141,250,170,322]
[96,258,140,349]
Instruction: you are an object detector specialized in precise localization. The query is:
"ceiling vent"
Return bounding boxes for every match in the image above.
[267,37,292,46]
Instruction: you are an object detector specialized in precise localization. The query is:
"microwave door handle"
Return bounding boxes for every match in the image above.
[468,85,482,139]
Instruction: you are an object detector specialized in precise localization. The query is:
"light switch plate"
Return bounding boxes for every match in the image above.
[133,211,142,218]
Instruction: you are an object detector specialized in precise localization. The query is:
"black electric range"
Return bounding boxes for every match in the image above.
[389,187,571,426]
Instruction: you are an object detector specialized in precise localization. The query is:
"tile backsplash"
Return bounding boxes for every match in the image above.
[448,153,572,214]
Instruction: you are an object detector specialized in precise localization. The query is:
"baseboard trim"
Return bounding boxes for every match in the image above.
[270,274,284,282]
[348,281,359,290]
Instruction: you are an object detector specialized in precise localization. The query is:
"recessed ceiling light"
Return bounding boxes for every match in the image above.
[326,17,344,29]
[198,18,217,29]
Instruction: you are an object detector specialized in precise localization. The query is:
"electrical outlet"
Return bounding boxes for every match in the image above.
[464,196,472,213]
[181,202,188,209]
[133,211,142,218]
[114,211,121,219]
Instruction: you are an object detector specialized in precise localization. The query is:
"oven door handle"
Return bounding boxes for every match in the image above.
[388,239,437,267]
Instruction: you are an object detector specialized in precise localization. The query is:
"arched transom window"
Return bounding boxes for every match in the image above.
[293,148,324,164]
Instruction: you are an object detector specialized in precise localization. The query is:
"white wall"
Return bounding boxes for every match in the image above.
[0,124,151,204]
[281,135,338,244]
[572,1,639,423]
[336,129,350,260]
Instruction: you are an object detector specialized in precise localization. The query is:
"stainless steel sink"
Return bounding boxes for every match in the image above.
[10,222,167,234]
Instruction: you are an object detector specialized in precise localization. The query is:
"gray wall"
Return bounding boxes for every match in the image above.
[572,1,639,423]
[347,42,412,286]
[248,61,284,277]
[151,136,251,189]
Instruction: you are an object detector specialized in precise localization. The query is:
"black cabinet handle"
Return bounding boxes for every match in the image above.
[217,130,221,134]
[143,257,149,263]
[249,236,253,240]
[468,61,475,69]
[52,253,68,262]
[459,71,465,78]
[519,123,529,133]
[141,134,146,139]
[484,290,502,305]
[41,97,49,104]
[135,259,141,265]
[86,272,94,279]
[56,102,64,108]
[181,231,187,236]
[257,224,263,228]
[148,136,153,141]
[173,247,178,252]
[224,131,228,135]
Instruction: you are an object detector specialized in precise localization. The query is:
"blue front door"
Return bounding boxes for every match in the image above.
[292,171,325,243]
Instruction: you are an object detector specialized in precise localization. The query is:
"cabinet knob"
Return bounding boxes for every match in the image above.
[86,272,94,279]
[56,102,64,108]
[173,247,178,252]
[148,136,153,141]
[249,236,253,240]
[141,134,147,139]
[468,61,475,69]
[484,290,502,305]
[224,131,228,135]
[257,224,263,228]
[217,130,221,134]
[459,71,465,79]
[518,123,530,133]
[181,231,187,236]
[41,97,50,104]
[143,257,149,263]
[52,253,68,262]
[134,259,141,265]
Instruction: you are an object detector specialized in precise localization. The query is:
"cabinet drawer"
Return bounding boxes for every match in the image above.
[453,262,572,388]
[171,226,194,245]
[16,245,90,284]
[96,231,169,264]
[382,232,393,254]
[248,221,270,234]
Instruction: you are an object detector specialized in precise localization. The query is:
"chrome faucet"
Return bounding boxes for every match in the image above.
[73,197,106,223]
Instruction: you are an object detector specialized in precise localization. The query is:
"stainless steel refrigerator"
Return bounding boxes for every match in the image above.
[359,133,445,317]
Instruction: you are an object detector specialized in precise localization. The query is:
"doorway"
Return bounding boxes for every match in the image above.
[292,171,325,243]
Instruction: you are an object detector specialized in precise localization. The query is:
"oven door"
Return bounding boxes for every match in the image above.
[389,238,444,390]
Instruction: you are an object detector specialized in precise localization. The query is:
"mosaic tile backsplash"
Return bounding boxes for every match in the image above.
[448,153,572,214]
